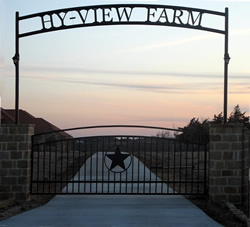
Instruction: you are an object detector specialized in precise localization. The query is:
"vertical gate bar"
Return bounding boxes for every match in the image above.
[122,137,125,193]
[149,137,152,193]
[66,140,69,194]
[204,141,207,194]
[90,138,93,193]
[119,138,122,194]
[115,137,118,194]
[131,136,135,193]
[43,143,46,193]
[78,139,81,194]
[178,140,181,193]
[191,139,194,194]
[185,142,188,194]
[155,137,159,194]
[114,172,116,194]
[167,139,170,194]
[143,136,146,193]
[125,137,129,194]
[197,136,201,194]
[107,137,110,193]
[55,141,58,194]
[180,140,183,193]
[72,139,75,193]
[96,137,99,194]
[30,136,34,194]
[102,137,104,194]
[120,137,123,194]
[206,138,208,194]
[173,139,176,193]
[161,138,165,193]
[60,141,63,194]
[119,171,122,194]
[119,138,121,193]
[36,144,40,194]
[49,143,52,193]
[84,138,87,193]
[125,136,128,193]
[113,137,116,194]
[138,137,141,193]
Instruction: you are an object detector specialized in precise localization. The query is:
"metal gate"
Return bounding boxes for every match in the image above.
[31,125,209,195]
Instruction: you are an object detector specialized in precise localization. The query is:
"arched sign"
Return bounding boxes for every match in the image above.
[13,4,230,123]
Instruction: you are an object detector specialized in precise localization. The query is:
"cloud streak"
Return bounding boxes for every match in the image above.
[59,79,221,93]
[13,74,249,95]
[114,34,220,54]
[113,28,250,54]
[130,116,191,123]
[5,64,249,95]
[18,64,250,80]
[12,63,247,79]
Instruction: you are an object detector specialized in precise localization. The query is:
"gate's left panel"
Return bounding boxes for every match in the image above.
[31,134,98,194]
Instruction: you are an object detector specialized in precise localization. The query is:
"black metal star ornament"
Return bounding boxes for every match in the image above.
[106,146,130,171]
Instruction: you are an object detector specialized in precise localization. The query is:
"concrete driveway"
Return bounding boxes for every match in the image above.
[0,194,222,227]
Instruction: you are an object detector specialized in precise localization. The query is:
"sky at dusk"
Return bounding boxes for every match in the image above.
[0,0,250,135]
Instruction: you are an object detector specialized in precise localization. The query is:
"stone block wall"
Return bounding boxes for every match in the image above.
[242,128,250,206]
[209,124,250,209]
[0,124,34,201]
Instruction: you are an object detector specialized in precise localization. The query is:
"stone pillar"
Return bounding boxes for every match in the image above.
[242,128,250,208]
[0,124,34,201]
[209,124,249,209]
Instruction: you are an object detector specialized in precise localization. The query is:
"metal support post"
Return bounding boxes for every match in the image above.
[13,12,20,124]
[223,8,230,124]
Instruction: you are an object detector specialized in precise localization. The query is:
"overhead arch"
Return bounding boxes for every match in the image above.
[13,4,230,124]
[17,4,227,37]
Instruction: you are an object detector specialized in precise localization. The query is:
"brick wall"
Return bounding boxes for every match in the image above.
[0,124,34,201]
[209,124,250,209]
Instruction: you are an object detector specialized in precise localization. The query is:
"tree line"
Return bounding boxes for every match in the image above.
[178,104,249,143]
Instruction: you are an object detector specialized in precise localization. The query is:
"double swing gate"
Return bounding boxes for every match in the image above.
[31,125,209,195]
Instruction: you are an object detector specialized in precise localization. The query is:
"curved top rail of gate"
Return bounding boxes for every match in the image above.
[33,124,181,138]
[32,124,209,148]
[17,4,227,38]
